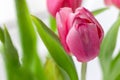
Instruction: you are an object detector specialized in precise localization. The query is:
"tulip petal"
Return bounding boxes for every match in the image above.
[47,0,64,17]
[66,0,82,12]
[67,13,75,30]
[75,7,104,42]
[104,0,113,6]
[112,0,120,9]
[47,0,82,17]
[66,23,100,62]
[56,8,73,53]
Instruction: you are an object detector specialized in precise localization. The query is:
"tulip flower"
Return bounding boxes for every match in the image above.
[104,0,113,6]
[104,0,120,9]
[47,0,82,17]
[112,0,120,9]
[56,7,104,62]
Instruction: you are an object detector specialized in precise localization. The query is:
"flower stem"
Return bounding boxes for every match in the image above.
[81,63,87,80]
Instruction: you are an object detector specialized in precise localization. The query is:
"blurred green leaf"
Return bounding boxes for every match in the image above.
[49,15,57,32]
[99,14,120,77]
[115,74,120,80]
[15,0,37,67]
[44,57,64,80]
[15,0,46,80]
[92,8,108,16]
[32,15,78,80]
[108,51,120,80]
[0,27,4,43]
[0,27,21,80]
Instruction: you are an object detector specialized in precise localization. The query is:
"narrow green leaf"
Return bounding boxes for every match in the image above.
[108,51,120,80]
[32,15,78,80]
[59,68,70,80]
[99,14,120,74]
[92,8,108,16]
[49,15,57,32]
[4,27,20,70]
[0,27,4,43]
[99,15,120,60]
[15,0,46,80]
[1,27,21,80]
[111,51,120,70]
[15,0,37,67]
[115,74,120,80]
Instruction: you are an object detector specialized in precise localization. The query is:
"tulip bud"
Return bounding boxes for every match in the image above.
[47,0,82,17]
[56,7,104,62]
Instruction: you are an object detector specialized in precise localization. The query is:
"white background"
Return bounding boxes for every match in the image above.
[0,0,120,80]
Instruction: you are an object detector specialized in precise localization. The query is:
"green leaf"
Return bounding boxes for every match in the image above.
[32,15,78,80]
[49,15,57,32]
[92,8,108,16]
[115,74,120,80]
[0,27,21,80]
[0,27,4,43]
[108,51,120,80]
[15,0,37,66]
[44,57,64,80]
[99,14,120,75]
[15,0,46,80]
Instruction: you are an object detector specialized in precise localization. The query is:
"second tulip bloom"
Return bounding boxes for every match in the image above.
[104,0,120,9]
[56,7,104,62]
[47,0,82,17]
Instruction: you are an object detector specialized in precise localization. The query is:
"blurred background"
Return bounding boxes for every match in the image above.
[0,0,120,80]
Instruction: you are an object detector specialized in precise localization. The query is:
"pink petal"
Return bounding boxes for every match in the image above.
[56,8,73,53]
[66,0,82,12]
[75,7,104,43]
[66,23,100,62]
[67,13,75,30]
[112,0,120,9]
[47,0,64,17]
[104,0,113,6]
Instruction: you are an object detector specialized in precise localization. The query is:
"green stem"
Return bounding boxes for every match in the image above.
[81,63,87,80]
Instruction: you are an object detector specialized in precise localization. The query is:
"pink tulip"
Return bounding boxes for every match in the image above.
[112,0,120,9]
[56,7,104,62]
[104,0,120,9]
[47,0,82,17]
[104,0,113,6]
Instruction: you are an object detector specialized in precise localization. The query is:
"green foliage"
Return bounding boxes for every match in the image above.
[0,27,21,80]
[49,15,57,32]
[0,27,4,43]
[0,0,120,80]
[92,8,108,16]
[15,0,37,67]
[115,74,120,80]
[109,51,120,80]
[99,14,120,80]
[15,0,46,80]
[32,15,78,80]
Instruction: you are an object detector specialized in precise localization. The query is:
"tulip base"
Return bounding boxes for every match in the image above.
[81,63,87,80]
